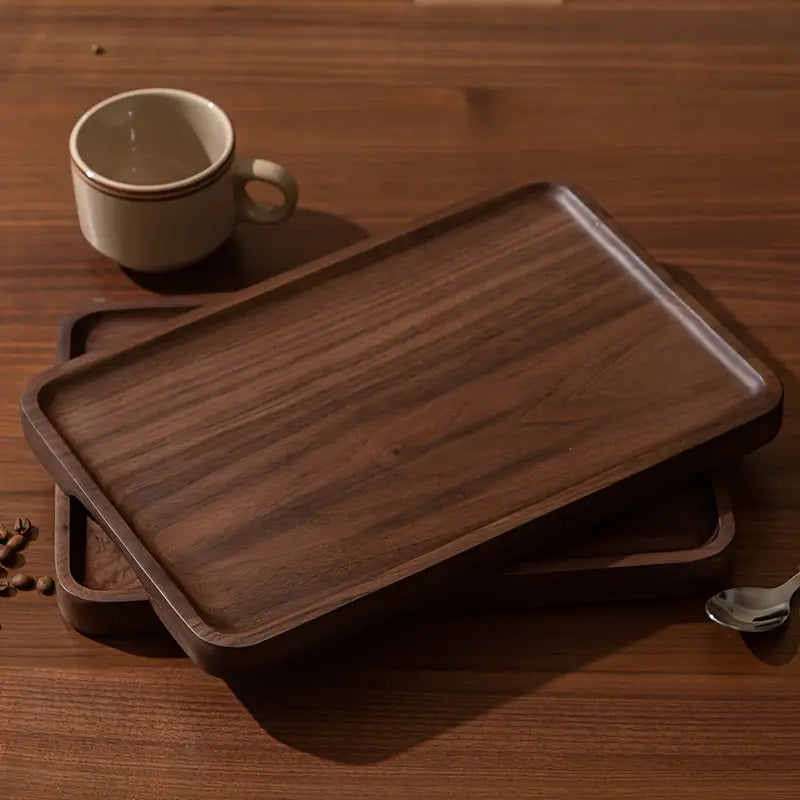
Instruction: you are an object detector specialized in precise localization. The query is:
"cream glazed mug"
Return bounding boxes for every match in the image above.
[69,88,299,273]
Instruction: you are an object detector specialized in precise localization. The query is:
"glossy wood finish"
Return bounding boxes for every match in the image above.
[54,308,736,634]
[24,183,780,673]
[5,0,800,795]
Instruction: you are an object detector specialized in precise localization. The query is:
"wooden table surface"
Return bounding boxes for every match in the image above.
[3,1,800,797]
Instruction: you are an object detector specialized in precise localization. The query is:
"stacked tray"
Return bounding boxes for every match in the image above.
[54,302,735,635]
[24,183,782,675]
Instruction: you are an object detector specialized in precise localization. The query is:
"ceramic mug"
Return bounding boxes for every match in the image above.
[69,88,299,273]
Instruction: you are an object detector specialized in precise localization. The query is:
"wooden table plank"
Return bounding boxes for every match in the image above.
[2,2,800,797]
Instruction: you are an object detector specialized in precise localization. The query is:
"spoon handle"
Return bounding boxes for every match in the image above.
[780,571,800,598]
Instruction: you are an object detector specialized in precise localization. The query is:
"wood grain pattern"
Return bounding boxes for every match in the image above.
[53,305,737,634]
[416,0,562,5]
[5,0,800,795]
[24,184,780,673]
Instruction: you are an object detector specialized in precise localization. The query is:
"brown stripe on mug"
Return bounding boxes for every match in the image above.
[70,147,236,202]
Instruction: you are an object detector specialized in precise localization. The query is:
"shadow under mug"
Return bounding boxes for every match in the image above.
[69,88,299,273]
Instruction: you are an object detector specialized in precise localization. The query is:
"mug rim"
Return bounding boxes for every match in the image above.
[69,87,235,198]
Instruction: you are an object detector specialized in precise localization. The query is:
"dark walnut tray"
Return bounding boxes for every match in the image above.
[26,183,781,675]
[53,303,736,635]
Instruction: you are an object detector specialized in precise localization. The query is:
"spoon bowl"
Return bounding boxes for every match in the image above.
[706,572,800,633]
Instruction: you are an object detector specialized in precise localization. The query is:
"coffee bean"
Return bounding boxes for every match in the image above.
[13,517,31,536]
[0,576,8,595]
[36,576,55,595]
[7,534,26,553]
[0,545,12,565]
[10,573,34,590]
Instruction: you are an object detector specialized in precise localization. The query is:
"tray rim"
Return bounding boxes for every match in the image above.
[25,182,781,670]
[53,302,734,634]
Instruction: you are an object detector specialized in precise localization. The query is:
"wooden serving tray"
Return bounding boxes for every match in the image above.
[23,183,782,675]
[53,302,735,636]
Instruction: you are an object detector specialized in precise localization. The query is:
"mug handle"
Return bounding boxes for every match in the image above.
[233,157,299,224]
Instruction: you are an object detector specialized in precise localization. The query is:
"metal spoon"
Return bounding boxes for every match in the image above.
[706,572,800,633]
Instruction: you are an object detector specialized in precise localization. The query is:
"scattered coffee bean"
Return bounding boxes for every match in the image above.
[0,544,12,565]
[91,43,106,55]
[13,517,31,536]
[10,573,34,591]
[7,534,26,553]
[36,576,55,595]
